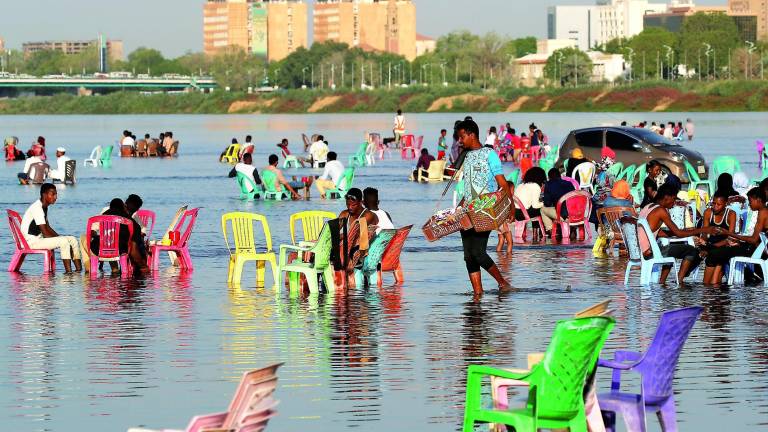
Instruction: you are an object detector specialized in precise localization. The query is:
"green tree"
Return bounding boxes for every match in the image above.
[24,50,67,76]
[678,12,739,78]
[543,47,593,86]
[627,27,678,79]
[596,37,629,54]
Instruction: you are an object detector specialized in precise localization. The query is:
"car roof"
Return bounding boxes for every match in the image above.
[571,126,639,135]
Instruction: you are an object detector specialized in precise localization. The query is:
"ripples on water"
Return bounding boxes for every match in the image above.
[0,113,767,431]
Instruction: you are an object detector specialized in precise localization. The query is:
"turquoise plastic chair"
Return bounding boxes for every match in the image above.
[727,232,768,286]
[354,229,396,287]
[683,160,712,195]
[100,145,113,167]
[505,169,521,186]
[236,172,263,200]
[327,168,355,199]
[606,161,624,178]
[282,156,301,169]
[617,164,636,182]
[710,156,742,192]
[349,142,369,168]
[260,170,287,200]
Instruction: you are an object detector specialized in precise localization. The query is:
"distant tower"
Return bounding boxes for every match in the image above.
[98,34,107,73]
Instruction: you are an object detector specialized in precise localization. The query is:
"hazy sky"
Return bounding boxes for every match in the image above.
[0,0,724,57]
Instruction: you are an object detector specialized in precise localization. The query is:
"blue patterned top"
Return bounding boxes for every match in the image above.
[462,147,503,200]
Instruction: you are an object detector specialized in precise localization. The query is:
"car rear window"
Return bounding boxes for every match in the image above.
[574,130,603,148]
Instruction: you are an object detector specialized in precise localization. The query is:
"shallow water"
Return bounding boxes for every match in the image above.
[0,112,767,431]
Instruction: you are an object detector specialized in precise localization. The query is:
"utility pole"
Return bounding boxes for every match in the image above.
[341,63,345,88]
[311,64,314,88]
[388,62,391,88]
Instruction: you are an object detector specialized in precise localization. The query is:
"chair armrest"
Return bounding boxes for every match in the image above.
[614,349,642,363]
[598,350,642,392]
[467,364,532,381]
[279,244,308,266]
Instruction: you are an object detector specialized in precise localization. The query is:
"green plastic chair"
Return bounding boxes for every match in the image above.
[463,316,615,432]
[606,161,624,178]
[260,170,287,200]
[683,160,712,195]
[277,222,335,293]
[710,156,742,192]
[327,168,355,199]
[354,229,396,287]
[616,164,636,182]
[236,172,263,200]
[349,142,369,168]
[538,158,554,173]
[100,145,113,167]
[505,169,521,186]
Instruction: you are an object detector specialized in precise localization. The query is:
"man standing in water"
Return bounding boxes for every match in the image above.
[456,119,512,297]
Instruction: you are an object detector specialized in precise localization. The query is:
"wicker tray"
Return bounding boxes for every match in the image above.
[422,207,472,242]
[466,190,513,232]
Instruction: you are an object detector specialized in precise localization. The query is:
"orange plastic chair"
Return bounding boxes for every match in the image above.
[379,225,412,285]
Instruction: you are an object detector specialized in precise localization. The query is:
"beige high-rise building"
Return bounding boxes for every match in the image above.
[729,0,768,40]
[314,0,417,61]
[203,0,308,62]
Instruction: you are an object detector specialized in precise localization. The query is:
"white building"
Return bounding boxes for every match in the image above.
[548,0,673,51]
[514,39,626,86]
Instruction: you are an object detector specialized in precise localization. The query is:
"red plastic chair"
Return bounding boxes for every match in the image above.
[86,215,134,278]
[379,225,412,286]
[149,207,199,271]
[552,190,593,242]
[134,209,156,241]
[401,134,416,159]
[513,196,546,242]
[7,209,56,273]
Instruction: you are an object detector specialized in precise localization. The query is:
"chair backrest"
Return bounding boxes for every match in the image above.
[635,306,703,400]
[574,300,612,318]
[606,162,624,178]
[402,134,414,148]
[147,140,158,155]
[531,316,615,419]
[173,208,200,248]
[555,190,591,223]
[338,168,355,191]
[668,202,692,229]
[416,135,424,149]
[637,218,665,259]
[750,232,768,259]
[427,159,446,179]
[630,163,646,187]
[86,215,134,259]
[597,206,635,237]
[88,145,102,160]
[290,210,336,245]
[617,164,636,182]
[505,169,521,186]
[309,223,333,269]
[711,156,741,178]
[380,225,412,272]
[222,212,273,256]
[260,169,280,193]
[100,145,113,161]
[223,363,283,429]
[29,162,49,184]
[226,144,240,159]
[683,160,702,182]
[64,160,76,183]
[134,209,156,240]
[302,133,311,150]
[514,195,532,221]
[361,229,397,272]
[7,209,32,251]
[136,140,147,153]
[236,171,260,195]
[617,216,643,261]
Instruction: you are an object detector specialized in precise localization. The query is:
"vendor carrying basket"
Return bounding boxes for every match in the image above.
[422,207,472,242]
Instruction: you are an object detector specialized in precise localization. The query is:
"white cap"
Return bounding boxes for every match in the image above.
[56,147,66,152]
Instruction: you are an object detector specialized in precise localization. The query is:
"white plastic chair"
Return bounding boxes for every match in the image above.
[573,162,596,193]
[84,145,102,166]
[727,233,768,286]
[617,217,680,285]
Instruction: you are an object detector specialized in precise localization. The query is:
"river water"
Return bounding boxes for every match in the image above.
[0,112,766,431]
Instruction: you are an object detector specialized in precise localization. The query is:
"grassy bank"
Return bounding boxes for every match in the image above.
[1,81,767,114]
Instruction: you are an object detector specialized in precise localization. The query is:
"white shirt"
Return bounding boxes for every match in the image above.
[514,183,543,210]
[320,160,344,185]
[21,199,47,243]
[663,128,673,139]
[22,156,43,174]
[485,133,497,146]
[235,163,258,192]
[122,136,136,148]
[49,155,71,181]
[309,140,329,162]
[239,142,254,158]
[371,209,394,233]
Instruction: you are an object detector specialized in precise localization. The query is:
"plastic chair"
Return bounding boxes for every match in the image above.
[727,232,768,286]
[616,217,679,285]
[289,210,337,246]
[147,140,159,157]
[378,225,412,285]
[683,160,711,195]
[513,196,546,242]
[418,159,448,182]
[282,155,301,169]
[463,316,615,432]
[7,209,56,273]
[85,215,134,279]
[616,164,636,182]
[63,160,76,184]
[236,172,263,201]
[659,202,696,247]
[99,145,113,167]
[28,162,50,184]
[505,169,521,186]
[134,209,156,241]
[354,229,396,287]
[84,145,101,166]
[375,134,391,160]
[326,168,355,199]
[221,143,241,164]
[573,162,596,193]
[596,206,637,255]
[222,212,278,287]
[365,135,378,165]
[260,170,287,200]
[277,222,335,293]
[401,134,416,159]
[551,190,592,241]
[415,135,424,150]
[149,208,199,271]
[136,140,148,157]
[606,162,624,178]
[349,142,369,168]
[598,306,703,432]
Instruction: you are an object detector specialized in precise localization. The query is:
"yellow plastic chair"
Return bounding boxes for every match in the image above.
[221,143,241,164]
[222,212,278,287]
[289,211,337,246]
[417,159,448,182]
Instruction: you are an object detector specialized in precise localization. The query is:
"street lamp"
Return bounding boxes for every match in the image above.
[746,41,757,80]
[421,64,428,86]
[302,66,308,88]
[440,62,447,86]
[662,44,673,81]
[626,47,634,83]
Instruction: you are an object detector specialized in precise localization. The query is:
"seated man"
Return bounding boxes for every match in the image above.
[162,131,175,156]
[309,135,329,167]
[639,184,716,284]
[363,187,394,233]
[89,198,149,274]
[239,135,254,159]
[17,153,47,185]
[277,138,308,167]
[315,152,345,199]
[228,152,262,194]
[413,148,435,180]
[48,147,71,182]
[337,188,379,286]
[21,183,82,273]
[120,130,135,157]
[541,168,576,225]
[265,154,302,199]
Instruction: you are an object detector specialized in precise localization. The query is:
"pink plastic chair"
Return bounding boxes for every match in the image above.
[551,190,593,241]
[86,215,134,278]
[134,209,156,240]
[149,207,199,271]
[561,176,581,189]
[375,134,391,160]
[513,196,546,242]
[415,135,424,150]
[529,145,541,164]
[7,209,56,273]
[401,134,416,159]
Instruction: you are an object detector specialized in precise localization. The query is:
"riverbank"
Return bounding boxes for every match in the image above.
[1,81,767,114]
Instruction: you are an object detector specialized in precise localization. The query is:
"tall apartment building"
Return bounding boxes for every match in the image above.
[22,39,124,60]
[729,0,768,40]
[548,0,669,51]
[314,0,416,61]
[203,0,308,62]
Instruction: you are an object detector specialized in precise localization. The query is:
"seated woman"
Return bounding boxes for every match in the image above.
[412,148,435,180]
[699,192,738,285]
[723,187,768,280]
[514,166,550,237]
[90,198,149,274]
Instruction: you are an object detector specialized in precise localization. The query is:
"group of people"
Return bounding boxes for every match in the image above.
[17,145,71,184]
[120,130,178,157]
[4,136,47,162]
[622,118,695,141]
[18,184,150,275]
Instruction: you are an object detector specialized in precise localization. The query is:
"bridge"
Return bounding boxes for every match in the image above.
[0,76,217,95]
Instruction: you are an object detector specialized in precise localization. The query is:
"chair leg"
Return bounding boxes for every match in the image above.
[256,260,266,287]
[393,265,404,284]
[618,400,648,432]
[90,253,99,275]
[354,269,364,288]
[227,257,235,282]
[232,256,246,285]
[322,267,336,292]
[8,252,24,272]
[180,248,193,271]
[268,257,278,289]
[656,396,678,432]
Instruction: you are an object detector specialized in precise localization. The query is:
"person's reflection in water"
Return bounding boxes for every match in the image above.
[376,285,415,392]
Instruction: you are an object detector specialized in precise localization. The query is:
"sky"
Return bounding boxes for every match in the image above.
[0,0,725,58]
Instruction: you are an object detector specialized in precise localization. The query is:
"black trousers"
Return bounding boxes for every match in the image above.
[460,228,495,273]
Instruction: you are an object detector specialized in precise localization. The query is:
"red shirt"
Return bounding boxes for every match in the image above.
[511,135,522,150]
[520,137,530,150]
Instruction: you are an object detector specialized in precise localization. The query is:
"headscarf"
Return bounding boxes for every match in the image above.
[611,180,631,200]
[571,147,584,159]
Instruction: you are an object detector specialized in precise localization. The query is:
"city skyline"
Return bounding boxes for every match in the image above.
[0,0,727,57]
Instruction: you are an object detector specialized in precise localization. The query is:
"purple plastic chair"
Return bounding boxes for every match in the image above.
[597,306,703,432]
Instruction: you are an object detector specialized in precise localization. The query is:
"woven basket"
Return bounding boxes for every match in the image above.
[422,207,472,242]
[466,190,513,232]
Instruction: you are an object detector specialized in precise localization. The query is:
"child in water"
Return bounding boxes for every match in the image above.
[496,180,515,253]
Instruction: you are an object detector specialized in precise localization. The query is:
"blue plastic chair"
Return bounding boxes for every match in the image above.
[616,217,679,285]
[598,306,703,432]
